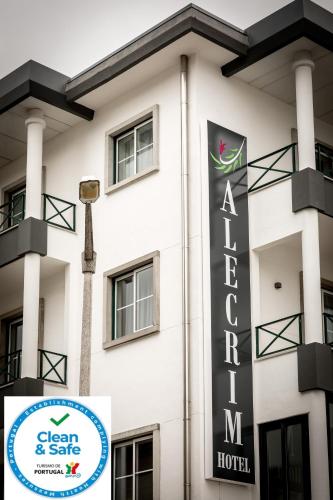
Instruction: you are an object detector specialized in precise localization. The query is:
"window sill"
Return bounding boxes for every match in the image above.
[105,165,159,195]
[103,325,159,350]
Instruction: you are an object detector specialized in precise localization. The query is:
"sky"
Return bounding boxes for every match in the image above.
[0,0,331,80]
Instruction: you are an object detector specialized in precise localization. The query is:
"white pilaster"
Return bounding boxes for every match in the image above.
[293,52,322,344]
[21,109,45,379]
[24,109,45,218]
[293,52,330,500]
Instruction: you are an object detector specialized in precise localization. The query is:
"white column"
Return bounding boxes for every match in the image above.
[293,52,330,500]
[21,109,45,379]
[293,52,322,344]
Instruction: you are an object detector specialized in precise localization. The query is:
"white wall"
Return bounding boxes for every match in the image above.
[2,46,333,499]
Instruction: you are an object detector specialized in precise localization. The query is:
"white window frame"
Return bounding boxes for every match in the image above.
[103,251,160,349]
[112,424,160,500]
[114,263,154,339]
[105,105,159,194]
[115,118,154,183]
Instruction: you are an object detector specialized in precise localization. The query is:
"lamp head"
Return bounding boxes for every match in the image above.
[79,176,100,204]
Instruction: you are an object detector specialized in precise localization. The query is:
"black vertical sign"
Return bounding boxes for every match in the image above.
[207,121,255,484]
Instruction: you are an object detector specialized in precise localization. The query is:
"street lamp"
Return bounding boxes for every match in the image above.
[79,176,100,396]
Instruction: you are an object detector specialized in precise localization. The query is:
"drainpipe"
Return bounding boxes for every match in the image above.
[180,54,191,500]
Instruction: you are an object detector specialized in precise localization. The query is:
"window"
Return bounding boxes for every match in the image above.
[322,288,333,344]
[0,315,23,385]
[105,106,159,192]
[1,184,25,231]
[104,252,159,348]
[259,415,311,500]
[116,120,153,183]
[112,424,159,500]
[316,143,333,179]
[114,264,153,339]
[327,394,333,498]
[114,437,153,500]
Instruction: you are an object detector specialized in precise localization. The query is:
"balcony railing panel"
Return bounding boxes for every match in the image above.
[43,194,76,232]
[0,350,21,386]
[0,193,25,234]
[256,313,303,358]
[38,349,67,385]
[248,143,297,193]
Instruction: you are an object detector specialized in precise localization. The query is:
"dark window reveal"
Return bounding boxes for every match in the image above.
[259,415,311,500]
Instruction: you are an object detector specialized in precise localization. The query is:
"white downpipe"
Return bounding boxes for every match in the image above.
[180,55,191,500]
[21,109,45,379]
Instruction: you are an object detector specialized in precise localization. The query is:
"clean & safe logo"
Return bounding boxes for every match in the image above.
[5,397,111,498]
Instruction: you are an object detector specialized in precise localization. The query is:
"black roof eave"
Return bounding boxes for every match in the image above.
[0,60,94,120]
[65,4,249,102]
[221,0,333,77]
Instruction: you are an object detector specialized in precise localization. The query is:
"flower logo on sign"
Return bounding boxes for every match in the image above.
[210,138,245,173]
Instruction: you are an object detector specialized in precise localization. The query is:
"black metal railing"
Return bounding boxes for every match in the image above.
[256,313,303,358]
[248,143,297,193]
[38,349,67,385]
[0,349,67,388]
[0,193,25,233]
[0,350,22,386]
[323,313,333,347]
[43,194,76,232]
[316,143,333,179]
[248,142,333,193]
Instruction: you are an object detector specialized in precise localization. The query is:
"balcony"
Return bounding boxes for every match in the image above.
[248,142,333,193]
[0,348,67,388]
[0,192,76,235]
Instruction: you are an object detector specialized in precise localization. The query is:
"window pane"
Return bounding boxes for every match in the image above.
[136,122,153,151]
[324,291,333,314]
[266,428,283,500]
[136,297,153,331]
[328,399,333,496]
[116,276,134,309]
[115,477,133,500]
[118,133,134,162]
[135,471,153,500]
[116,306,134,338]
[115,445,133,478]
[135,439,153,472]
[137,146,153,173]
[10,192,25,226]
[136,267,153,300]
[287,423,304,500]
[323,291,333,343]
[118,157,135,182]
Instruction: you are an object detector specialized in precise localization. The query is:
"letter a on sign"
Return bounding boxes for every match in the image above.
[207,121,255,484]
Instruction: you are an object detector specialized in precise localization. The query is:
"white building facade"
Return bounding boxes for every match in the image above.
[1,1,333,499]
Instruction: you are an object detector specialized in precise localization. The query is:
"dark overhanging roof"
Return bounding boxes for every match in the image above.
[0,60,94,120]
[65,3,249,102]
[221,0,333,77]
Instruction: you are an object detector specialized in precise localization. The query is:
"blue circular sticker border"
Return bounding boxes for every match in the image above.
[6,398,110,498]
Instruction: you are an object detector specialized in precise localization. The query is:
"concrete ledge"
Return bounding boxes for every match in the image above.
[17,217,47,257]
[0,377,44,428]
[292,168,325,213]
[297,342,333,392]
[12,377,44,396]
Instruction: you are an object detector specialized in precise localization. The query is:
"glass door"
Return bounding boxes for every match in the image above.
[3,317,23,384]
